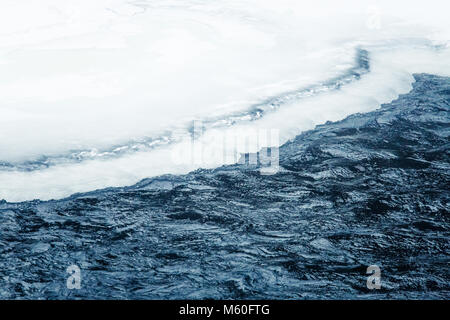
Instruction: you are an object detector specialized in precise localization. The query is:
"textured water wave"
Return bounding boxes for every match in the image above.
[0,74,448,299]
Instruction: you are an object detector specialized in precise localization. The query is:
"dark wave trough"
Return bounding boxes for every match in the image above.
[0,73,448,299]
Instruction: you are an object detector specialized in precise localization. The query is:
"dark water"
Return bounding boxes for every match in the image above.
[0,74,449,299]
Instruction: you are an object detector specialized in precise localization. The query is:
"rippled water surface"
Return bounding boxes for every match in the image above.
[1,74,448,299]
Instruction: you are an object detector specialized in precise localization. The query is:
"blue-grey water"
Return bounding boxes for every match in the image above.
[0,74,449,299]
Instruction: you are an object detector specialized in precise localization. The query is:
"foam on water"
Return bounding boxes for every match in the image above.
[0,0,449,201]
